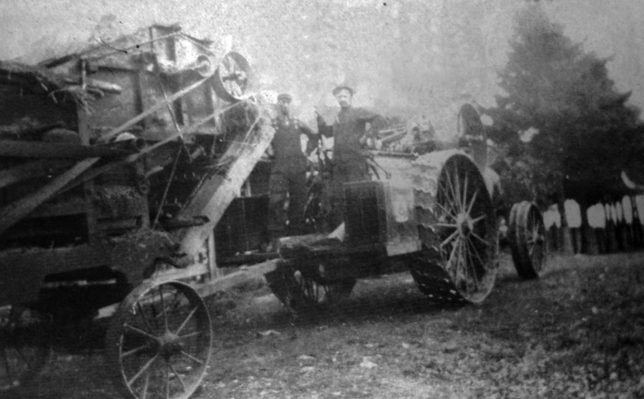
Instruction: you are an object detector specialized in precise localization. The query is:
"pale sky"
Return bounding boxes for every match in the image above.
[1,0,643,126]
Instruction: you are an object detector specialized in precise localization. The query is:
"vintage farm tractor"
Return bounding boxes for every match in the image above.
[0,25,272,398]
[264,103,547,312]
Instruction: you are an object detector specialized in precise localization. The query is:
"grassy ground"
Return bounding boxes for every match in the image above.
[19,251,644,398]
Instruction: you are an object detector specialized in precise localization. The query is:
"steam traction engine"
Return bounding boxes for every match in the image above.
[0,24,546,399]
[264,104,547,312]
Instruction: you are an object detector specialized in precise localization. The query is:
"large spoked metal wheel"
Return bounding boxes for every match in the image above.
[0,305,51,393]
[106,280,212,399]
[212,52,251,102]
[411,152,497,304]
[265,261,355,314]
[434,155,497,303]
[509,201,546,279]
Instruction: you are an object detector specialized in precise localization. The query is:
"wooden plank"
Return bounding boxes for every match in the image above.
[27,196,87,218]
[0,158,99,235]
[176,120,275,256]
[195,259,278,298]
[0,140,132,159]
[0,159,71,189]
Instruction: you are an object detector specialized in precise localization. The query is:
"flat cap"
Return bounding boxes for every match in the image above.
[332,85,354,96]
[277,93,292,102]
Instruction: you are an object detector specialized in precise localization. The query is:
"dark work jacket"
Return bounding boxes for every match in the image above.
[271,116,314,173]
[332,107,379,164]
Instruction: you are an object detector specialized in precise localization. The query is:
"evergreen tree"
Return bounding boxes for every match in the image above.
[486,5,643,207]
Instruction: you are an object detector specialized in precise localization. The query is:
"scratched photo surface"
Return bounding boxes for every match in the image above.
[1,1,643,398]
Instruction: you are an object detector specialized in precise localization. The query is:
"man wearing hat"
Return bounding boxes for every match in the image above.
[317,85,383,228]
[268,93,316,244]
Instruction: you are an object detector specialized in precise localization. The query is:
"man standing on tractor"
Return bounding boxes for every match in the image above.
[316,85,383,228]
[267,93,316,246]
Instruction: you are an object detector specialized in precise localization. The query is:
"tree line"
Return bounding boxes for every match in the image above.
[484,4,644,222]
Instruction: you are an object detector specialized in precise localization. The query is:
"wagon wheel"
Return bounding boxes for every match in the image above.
[412,154,497,304]
[212,52,251,102]
[106,280,212,399]
[265,261,355,314]
[508,201,546,279]
[0,305,51,393]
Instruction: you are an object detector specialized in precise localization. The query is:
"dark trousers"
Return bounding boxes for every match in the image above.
[547,227,559,252]
[570,227,581,254]
[594,228,607,254]
[633,220,644,246]
[268,169,307,238]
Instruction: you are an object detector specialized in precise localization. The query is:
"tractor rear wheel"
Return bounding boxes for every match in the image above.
[411,152,498,304]
[508,201,546,279]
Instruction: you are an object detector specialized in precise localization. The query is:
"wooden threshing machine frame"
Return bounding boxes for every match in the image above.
[0,25,277,399]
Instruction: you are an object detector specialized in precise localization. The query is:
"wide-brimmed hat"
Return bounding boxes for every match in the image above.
[332,85,354,96]
[277,93,292,102]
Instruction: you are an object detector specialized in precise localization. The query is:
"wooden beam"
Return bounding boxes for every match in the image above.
[0,158,99,235]
[175,119,275,256]
[0,140,132,159]
[0,159,71,189]
[194,259,278,298]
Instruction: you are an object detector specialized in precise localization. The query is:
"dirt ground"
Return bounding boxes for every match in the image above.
[18,251,644,398]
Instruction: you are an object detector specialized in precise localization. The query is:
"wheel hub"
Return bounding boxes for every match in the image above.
[157,332,183,359]
[456,212,474,237]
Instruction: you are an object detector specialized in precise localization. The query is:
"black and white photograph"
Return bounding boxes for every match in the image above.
[1,0,643,397]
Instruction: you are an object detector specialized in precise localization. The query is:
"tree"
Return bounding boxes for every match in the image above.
[486,5,644,208]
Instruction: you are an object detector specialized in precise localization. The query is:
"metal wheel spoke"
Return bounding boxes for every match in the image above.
[180,350,205,365]
[435,200,457,220]
[124,323,158,342]
[454,165,463,211]
[471,214,486,224]
[444,168,462,211]
[444,235,460,271]
[463,239,480,290]
[169,363,187,393]
[158,286,169,333]
[137,303,155,332]
[471,231,490,247]
[441,229,459,248]
[141,372,150,399]
[127,354,159,386]
[122,344,151,358]
[165,364,170,399]
[466,190,479,215]
[175,307,199,336]
[461,173,469,216]
[177,331,202,341]
[448,237,466,280]
[436,222,459,228]
[466,236,488,272]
